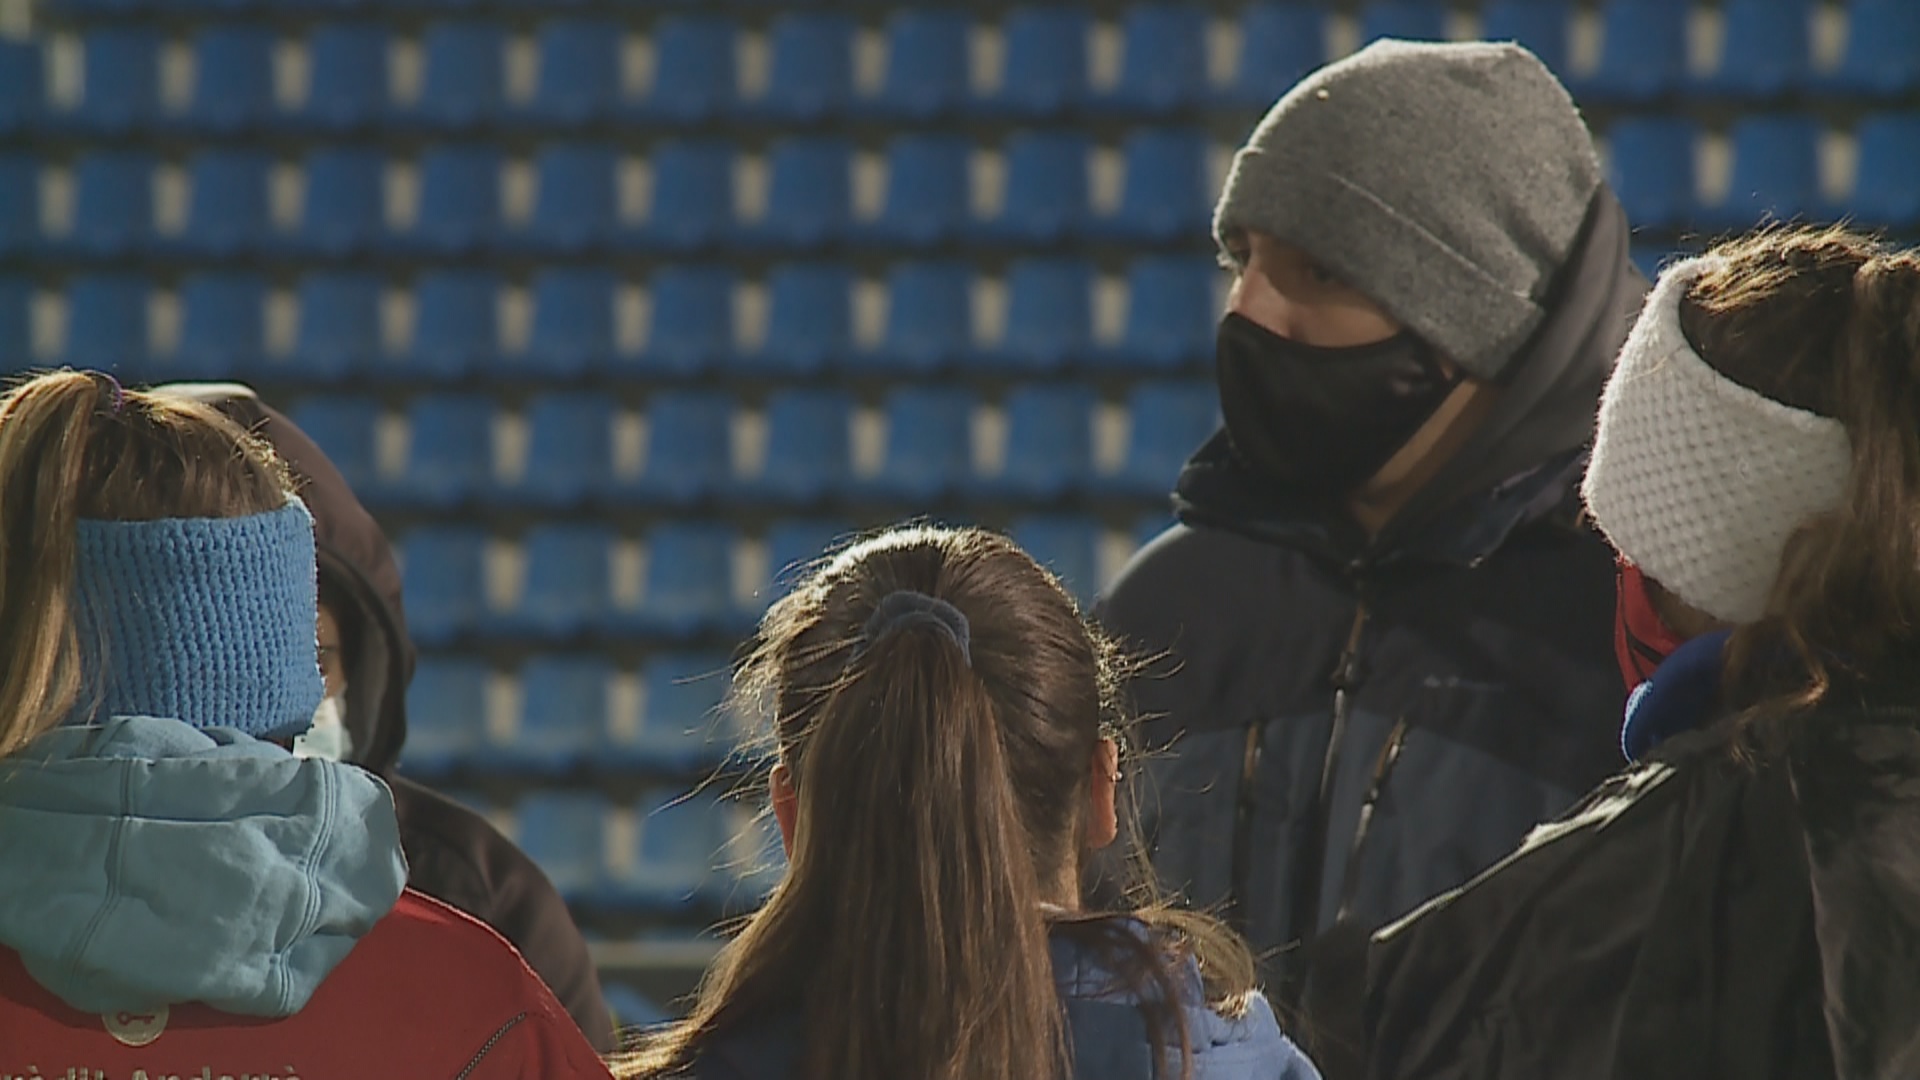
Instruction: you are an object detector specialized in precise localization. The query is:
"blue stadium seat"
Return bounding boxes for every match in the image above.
[864,135,971,248]
[610,789,726,910]
[74,28,159,134]
[754,13,855,122]
[982,6,1089,118]
[638,15,737,124]
[984,384,1096,500]
[1009,516,1104,608]
[718,806,786,910]
[0,155,38,255]
[395,394,494,507]
[69,151,154,256]
[872,8,971,120]
[525,143,618,255]
[183,25,275,134]
[1106,257,1218,370]
[401,656,487,777]
[1096,128,1212,243]
[857,261,973,374]
[1852,112,1920,228]
[760,518,851,602]
[290,272,383,383]
[1216,3,1326,109]
[163,273,267,380]
[412,21,505,129]
[603,985,670,1030]
[181,150,273,257]
[1826,0,1920,98]
[297,146,387,256]
[520,267,617,378]
[987,132,1090,244]
[1629,244,1672,281]
[1359,1,1449,44]
[1605,117,1699,230]
[510,524,616,639]
[631,523,741,637]
[294,23,390,131]
[0,41,44,137]
[1481,1,1573,79]
[985,259,1093,372]
[1102,4,1208,114]
[609,652,732,771]
[1576,0,1686,103]
[0,278,30,373]
[622,390,733,505]
[1104,380,1218,496]
[527,17,622,126]
[637,140,734,254]
[743,389,853,503]
[62,275,149,372]
[408,144,501,255]
[1703,114,1824,230]
[506,392,615,507]
[290,396,382,495]
[868,387,976,501]
[516,792,608,900]
[490,656,608,772]
[400,270,499,381]
[736,264,852,376]
[633,265,734,378]
[745,138,852,251]
[1695,0,1811,99]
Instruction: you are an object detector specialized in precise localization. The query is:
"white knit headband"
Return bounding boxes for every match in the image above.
[1582,255,1852,625]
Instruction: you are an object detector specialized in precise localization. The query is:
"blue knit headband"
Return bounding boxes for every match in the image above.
[72,499,324,740]
[861,590,971,665]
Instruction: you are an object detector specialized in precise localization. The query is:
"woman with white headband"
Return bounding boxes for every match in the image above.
[1360,226,1920,1080]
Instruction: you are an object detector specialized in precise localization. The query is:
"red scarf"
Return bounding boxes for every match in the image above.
[1615,562,1686,692]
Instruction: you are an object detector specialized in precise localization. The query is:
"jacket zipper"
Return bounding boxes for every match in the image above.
[1336,716,1409,923]
[456,1011,529,1080]
[1227,715,1264,934]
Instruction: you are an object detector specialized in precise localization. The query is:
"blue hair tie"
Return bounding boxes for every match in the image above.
[862,590,971,666]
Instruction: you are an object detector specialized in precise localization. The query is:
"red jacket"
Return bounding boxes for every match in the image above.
[0,891,616,1080]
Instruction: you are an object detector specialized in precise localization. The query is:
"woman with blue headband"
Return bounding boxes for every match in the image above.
[613,526,1319,1080]
[0,371,612,1077]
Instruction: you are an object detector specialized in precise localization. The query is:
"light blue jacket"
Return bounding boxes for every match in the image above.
[0,715,408,1016]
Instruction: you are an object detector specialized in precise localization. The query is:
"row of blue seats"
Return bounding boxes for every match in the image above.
[19,260,1225,381]
[404,651,735,776]
[15,1,1920,143]
[393,514,1148,645]
[1608,113,1920,230]
[293,383,1218,509]
[5,131,1220,259]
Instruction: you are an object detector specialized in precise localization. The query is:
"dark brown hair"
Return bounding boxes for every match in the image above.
[0,370,292,757]
[1677,225,1920,723]
[614,526,1255,1080]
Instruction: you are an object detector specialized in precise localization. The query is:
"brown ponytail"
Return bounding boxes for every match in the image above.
[0,371,291,758]
[615,526,1257,1080]
[1676,227,1920,726]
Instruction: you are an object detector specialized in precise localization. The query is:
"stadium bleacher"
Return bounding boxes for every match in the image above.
[12,0,1916,1008]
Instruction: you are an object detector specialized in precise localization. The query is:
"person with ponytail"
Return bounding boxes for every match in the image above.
[1363,226,1920,1079]
[613,526,1318,1080]
[0,371,613,1078]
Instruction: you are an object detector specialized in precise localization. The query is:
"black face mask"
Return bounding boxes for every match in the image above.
[1215,313,1462,498]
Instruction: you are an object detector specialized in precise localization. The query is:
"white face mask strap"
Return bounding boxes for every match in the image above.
[294,695,354,762]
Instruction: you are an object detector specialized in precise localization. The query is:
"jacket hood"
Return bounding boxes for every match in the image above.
[1176,186,1647,568]
[157,383,416,775]
[698,926,1318,1080]
[0,715,407,1015]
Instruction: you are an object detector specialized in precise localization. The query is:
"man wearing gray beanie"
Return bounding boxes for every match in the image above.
[1099,39,1647,1073]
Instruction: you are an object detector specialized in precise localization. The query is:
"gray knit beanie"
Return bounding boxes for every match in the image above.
[1214,39,1603,379]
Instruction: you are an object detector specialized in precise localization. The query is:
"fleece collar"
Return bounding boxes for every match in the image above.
[0,715,407,1015]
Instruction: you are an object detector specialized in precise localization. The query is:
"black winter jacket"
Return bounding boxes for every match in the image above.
[1098,192,1647,1048]
[167,383,616,1053]
[1364,687,1920,1080]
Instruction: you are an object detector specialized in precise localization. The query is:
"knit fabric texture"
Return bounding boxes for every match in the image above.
[72,499,325,740]
[1582,256,1853,625]
[1213,39,1603,379]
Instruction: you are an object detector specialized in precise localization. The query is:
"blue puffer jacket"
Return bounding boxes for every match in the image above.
[686,926,1320,1080]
